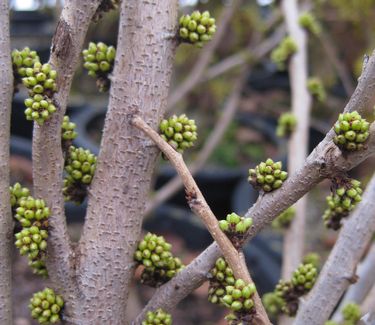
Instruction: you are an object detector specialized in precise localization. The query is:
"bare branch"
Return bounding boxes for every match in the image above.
[361,282,375,316]
[281,0,313,280]
[133,47,375,317]
[31,1,102,318]
[0,0,13,323]
[132,116,270,325]
[77,1,180,322]
[204,24,285,82]
[295,173,375,325]
[318,32,356,96]
[332,244,375,322]
[167,0,241,111]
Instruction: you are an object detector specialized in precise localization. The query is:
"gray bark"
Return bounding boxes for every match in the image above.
[0,0,13,323]
[77,1,179,323]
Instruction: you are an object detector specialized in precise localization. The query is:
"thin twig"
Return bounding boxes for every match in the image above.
[295,173,375,325]
[0,0,13,323]
[167,0,241,111]
[318,32,356,96]
[281,0,312,283]
[132,116,270,325]
[132,48,375,319]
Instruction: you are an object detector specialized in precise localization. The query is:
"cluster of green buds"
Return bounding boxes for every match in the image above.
[179,11,216,47]
[93,0,119,21]
[12,47,40,80]
[333,111,370,152]
[324,302,362,325]
[298,12,321,35]
[248,158,288,192]
[272,206,296,229]
[262,292,284,318]
[15,196,50,228]
[63,146,97,204]
[222,279,257,324]
[291,263,318,291]
[208,257,235,305]
[61,115,78,154]
[134,232,184,287]
[142,309,172,325]
[219,213,252,248]
[29,288,64,324]
[276,112,297,138]
[323,178,362,230]
[82,42,116,92]
[271,36,298,70]
[14,195,50,277]
[342,303,362,324]
[159,114,198,154]
[303,252,321,269]
[61,115,78,142]
[307,77,326,103]
[15,226,48,260]
[274,263,318,316]
[10,182,30,210]
[21,61,58,125]
[24,94,57,125]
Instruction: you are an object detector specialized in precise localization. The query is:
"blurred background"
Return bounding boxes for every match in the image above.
[9,0,375,324]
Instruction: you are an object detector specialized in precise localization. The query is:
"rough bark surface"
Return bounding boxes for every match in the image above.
[134,47,375,316]
[295,173,375,325]
[31,1,101,320]
[77,1,178,323]
[0,0,13,323]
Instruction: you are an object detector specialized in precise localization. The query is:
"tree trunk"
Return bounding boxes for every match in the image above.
[76,1,179,323]
[0,0,13,323]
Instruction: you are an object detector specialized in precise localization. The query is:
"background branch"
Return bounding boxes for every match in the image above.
[361,282,375,316]
[167,0,241,111]
[132,116,270,325]
[295,172,375,325]
[332,244,375,322]
[281,0,312,283]
[0,0,13,323]
[133,48,375,317]
[31,1,102,319]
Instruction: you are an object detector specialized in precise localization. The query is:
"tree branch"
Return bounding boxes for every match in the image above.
[132,116,270,325]
[203,24,285,83]
[295,172,375,325]
[0,0,13,323]
[332,244,375,322]
[145,26,284,217]
[31,1,102,319]
[76,1,179,323]
[361,282,375,316]
[281,0,313,283]
[167,0,241,111]
[133,48,375,319]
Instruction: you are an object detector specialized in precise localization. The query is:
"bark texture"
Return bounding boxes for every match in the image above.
[295,173,375,325]
[0,0,13,323]
[77,1,178,323]
[31,1,102,320]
